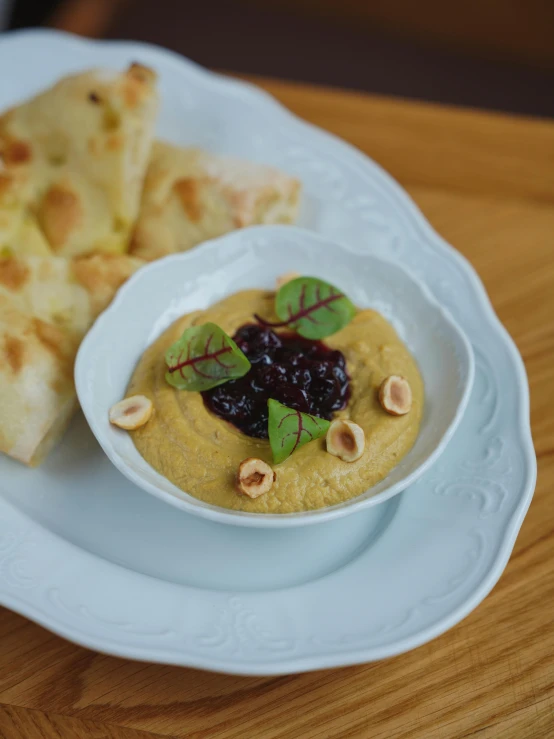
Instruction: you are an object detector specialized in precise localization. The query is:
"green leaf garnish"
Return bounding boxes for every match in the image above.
[268,398,330,464]
[255,276,355,339]
[165,322,251,391]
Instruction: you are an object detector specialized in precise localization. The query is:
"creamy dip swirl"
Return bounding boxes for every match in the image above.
[128,289,424,513]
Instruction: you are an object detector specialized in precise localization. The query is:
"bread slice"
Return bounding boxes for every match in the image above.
[0,254,143,465]
[0,64,158,257]
[130,140,301,261]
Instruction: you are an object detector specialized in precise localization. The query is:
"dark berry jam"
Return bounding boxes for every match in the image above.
[202,324,351,438]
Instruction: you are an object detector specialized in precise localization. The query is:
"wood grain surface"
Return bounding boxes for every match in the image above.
[0,78,552,739]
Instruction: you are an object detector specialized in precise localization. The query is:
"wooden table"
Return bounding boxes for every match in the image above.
[0,78,552,739]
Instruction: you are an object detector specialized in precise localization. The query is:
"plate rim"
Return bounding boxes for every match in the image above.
[0,28,536,675]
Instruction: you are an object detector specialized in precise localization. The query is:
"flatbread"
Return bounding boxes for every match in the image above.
[0,64,158,257]
[0,254,143,465]
[129,141,301,261]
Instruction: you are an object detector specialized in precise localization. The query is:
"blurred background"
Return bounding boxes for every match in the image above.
[3,0,554,117]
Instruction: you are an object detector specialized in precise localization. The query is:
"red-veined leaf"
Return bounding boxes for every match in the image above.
[268,398,330,464]
[165,322,251,391]
[256,277,355,339]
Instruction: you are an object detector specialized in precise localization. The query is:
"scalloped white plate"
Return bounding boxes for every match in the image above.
[0,29,536,675]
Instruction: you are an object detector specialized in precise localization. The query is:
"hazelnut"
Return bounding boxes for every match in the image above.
[276,271,300,290]
[326,420,365,462]
[109,395,153,430]
[379,375,412,415]
[236,458,275,498]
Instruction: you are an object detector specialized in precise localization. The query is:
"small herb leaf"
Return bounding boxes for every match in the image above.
[165,322,251,391]
[263,276,356,339]
[268,398,330,464]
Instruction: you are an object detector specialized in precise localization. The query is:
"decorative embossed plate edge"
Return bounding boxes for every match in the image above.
[0,29,536,675]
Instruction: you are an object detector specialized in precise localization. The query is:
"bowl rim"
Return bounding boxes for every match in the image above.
[75,225,475,528]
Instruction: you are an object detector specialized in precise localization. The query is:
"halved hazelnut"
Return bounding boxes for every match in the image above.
[326,420,365,462]
[379,375,412,415]
[236,457,275,498]
[276,271,300,290]
[109,395,153,430]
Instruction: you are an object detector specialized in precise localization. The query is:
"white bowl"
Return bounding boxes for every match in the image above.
[75,226,474,528]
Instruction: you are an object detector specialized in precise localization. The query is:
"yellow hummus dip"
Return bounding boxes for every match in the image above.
[127,290,424,513]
